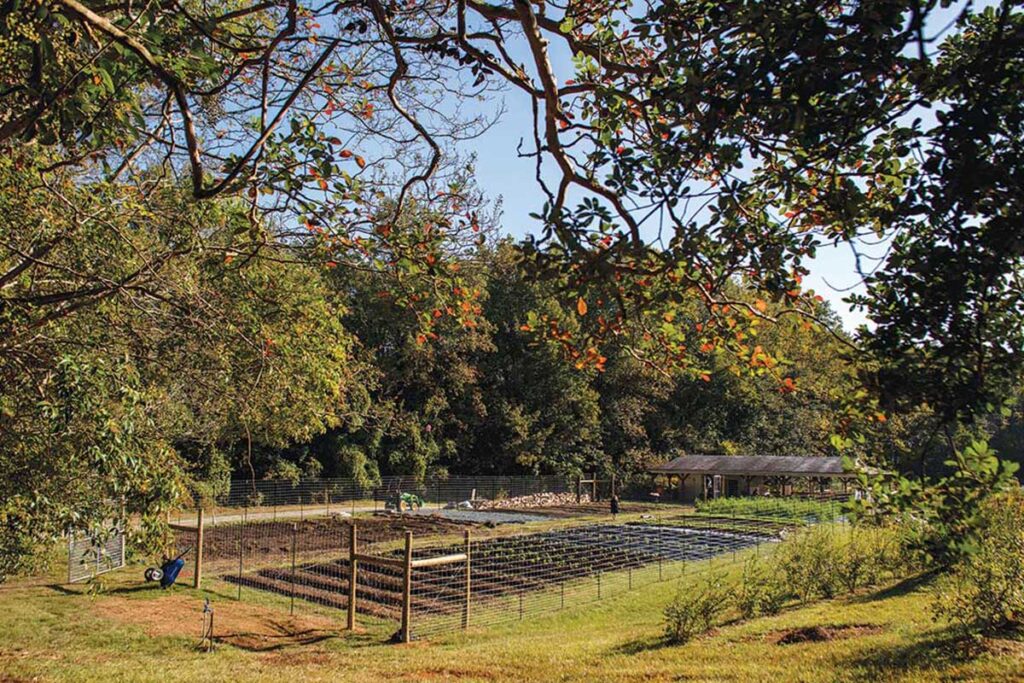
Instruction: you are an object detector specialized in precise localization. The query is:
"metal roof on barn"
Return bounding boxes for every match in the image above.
[648,454,852,478]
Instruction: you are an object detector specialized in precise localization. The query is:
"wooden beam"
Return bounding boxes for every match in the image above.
[410,553,468,569]
[353,553,405,569]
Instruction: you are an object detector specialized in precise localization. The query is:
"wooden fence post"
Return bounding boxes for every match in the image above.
[236,516,243,600]
[66,532,73,584]
[347,523,358,630]
[575,475,581,504]
[462,530,471,630]
[290,523,297,615]
[193,508,205,589]
[401,530,413,643]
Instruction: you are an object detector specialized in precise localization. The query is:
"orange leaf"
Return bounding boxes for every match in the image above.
[576,297,588,316]
[754,299,767,313]
[355,155,366,169]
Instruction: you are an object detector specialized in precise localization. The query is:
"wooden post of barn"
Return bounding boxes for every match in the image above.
[193,508,205,589]
[347,523,358,630]
[401,531,413,643]
[462,530,471,629]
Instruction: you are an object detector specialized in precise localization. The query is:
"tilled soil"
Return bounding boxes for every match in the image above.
[178,503,657,564]
[182,514,479,564]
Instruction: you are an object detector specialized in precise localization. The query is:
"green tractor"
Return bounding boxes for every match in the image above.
[386,491,425,512]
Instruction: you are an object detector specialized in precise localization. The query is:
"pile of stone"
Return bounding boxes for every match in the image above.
[474,491,589,510]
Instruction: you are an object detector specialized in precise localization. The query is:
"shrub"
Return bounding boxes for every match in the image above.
[932,491,1024,638]
[852,440,1020,567]
[773,525,842,601]
[735,555,789,618]
[833,524,909,593]
[664,572,732,644]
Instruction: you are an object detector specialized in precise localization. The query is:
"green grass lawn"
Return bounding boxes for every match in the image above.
[2,557,1022,683]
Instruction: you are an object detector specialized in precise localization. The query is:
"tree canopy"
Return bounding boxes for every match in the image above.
[1,0,1023,573]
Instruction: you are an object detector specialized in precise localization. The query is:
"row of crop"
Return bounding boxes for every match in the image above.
[693,496,845,523]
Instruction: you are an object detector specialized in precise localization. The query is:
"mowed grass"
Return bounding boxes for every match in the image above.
[2,556,1023,683]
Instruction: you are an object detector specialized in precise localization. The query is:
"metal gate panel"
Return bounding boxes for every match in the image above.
[68,528,126,583]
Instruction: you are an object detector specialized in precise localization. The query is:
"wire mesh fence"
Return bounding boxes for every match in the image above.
[208,513,476,626]
[167,493,854,641]
[167,523,198,585]
[407,519,769,638]
[172,474,578,524]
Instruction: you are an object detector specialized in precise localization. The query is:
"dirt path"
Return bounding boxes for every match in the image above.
[93,593,342,651]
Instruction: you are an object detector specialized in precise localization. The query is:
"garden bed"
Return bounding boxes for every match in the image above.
[225,523,767,627]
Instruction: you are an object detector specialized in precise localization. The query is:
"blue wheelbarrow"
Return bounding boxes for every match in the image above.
[144,547,192,589]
